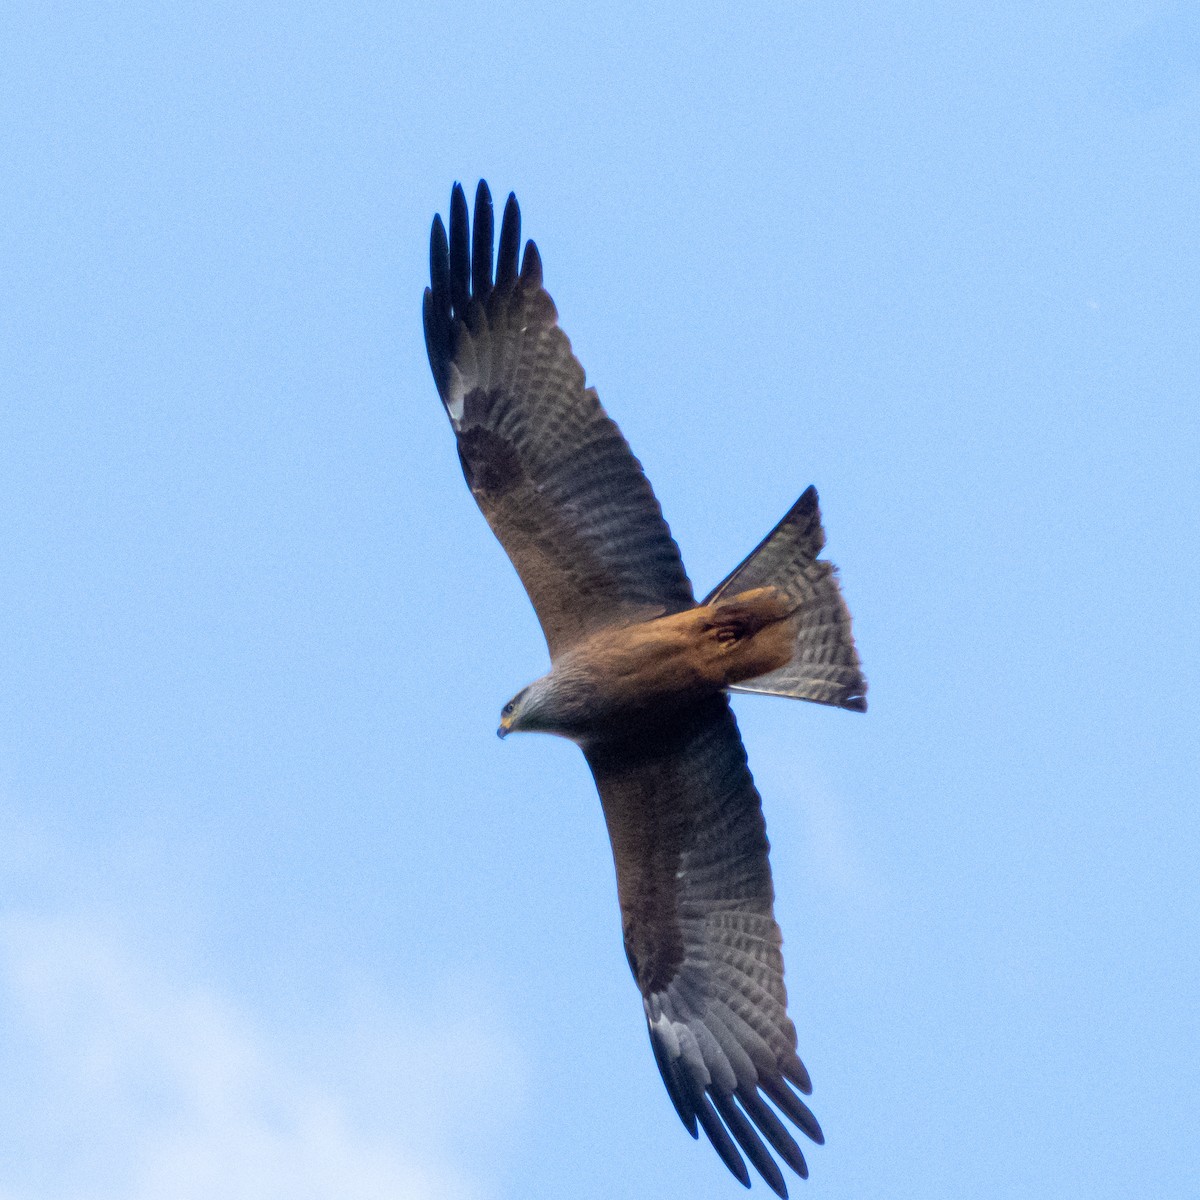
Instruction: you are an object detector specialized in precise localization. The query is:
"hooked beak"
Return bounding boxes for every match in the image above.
[497,718,512,740]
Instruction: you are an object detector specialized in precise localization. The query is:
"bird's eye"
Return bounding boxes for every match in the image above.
[502,702,515,716]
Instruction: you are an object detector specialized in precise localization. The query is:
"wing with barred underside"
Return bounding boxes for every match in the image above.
[584,697,823,1197]
[424,182,694,658]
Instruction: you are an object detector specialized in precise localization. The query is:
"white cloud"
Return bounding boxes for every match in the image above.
[0,912,519,1200]
[789,783,887,913]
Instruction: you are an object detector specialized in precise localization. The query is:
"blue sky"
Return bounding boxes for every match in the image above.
[2,2,1198,1197]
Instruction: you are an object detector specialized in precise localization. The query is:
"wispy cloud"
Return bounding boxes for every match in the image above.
[0,912,519,1200]
[789,782,887,914]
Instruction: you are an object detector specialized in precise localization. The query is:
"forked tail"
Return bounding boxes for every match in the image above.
[705,486,867,712]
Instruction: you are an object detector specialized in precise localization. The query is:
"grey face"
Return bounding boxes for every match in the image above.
[496,685,530,739]
[497,697,517,739]
[493,667,611,744]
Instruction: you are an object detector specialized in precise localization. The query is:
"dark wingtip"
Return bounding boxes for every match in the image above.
[782,1053,812,1096]
[496,192,521,290]
[675,1066,750,1188]
[471,180,494,298]
[520,238,543,285]
[422,288,436,365]
[647,1021,699,1138]
[425,219,451,385]
[712,1090,789,1198]
[736,1086,810,1181]
[697,1096,751,1188]
[429,214,449,307]
[761,1076,824,1146]
[449,183,470,318]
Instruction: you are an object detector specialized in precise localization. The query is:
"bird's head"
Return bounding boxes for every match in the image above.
[497,672,592,740]
[496,679,547,739]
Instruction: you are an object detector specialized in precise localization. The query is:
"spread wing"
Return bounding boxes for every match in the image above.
[584,698,823,1197]
[423,182,694,658]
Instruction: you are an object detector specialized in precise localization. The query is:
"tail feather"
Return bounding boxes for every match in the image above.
[705,487,867,712]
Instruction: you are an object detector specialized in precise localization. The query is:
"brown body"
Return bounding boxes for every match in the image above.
[537,588,797,741]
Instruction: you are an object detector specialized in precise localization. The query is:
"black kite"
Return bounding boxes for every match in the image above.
[422,182,866,1195]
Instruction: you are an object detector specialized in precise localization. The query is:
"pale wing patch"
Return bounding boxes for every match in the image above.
[445,363,468,426]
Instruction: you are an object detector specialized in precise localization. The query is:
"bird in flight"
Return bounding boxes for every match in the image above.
[422,182,866,1195]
